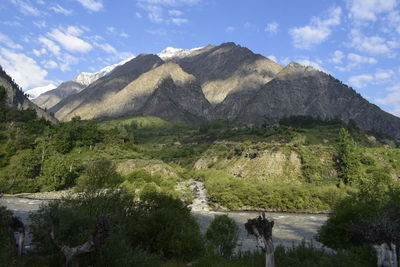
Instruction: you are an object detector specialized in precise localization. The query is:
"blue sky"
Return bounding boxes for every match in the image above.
[1,0,400,116]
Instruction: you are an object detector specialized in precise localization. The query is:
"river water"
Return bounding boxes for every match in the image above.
[1,195,328,252]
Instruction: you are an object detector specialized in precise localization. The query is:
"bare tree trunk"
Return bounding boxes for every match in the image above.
[245,213,275,267]
[373,243,398,267]
[50,214,109,267]
[265,238,274,267]
[18,230,25,256]
[9,216,25,256]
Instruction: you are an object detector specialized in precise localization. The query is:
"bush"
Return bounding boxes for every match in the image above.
[130,192,205,260]
[75,158,122,192]
[29,191,204,265]
[38,154,82,191]
[120,169,180,199]
[205,214,239,258]
[202,170,350,211]
[317,174,400,249]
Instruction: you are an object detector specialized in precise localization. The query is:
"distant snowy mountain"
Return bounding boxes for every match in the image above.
[25,84,57,99]
[72,56,135,86]
[157,46,204,60]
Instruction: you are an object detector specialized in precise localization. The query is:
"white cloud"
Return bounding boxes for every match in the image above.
[32,48,46,57]
[330,50,344,64]
[289,7,342,49]
[95,42,117,54]
[48,27,92,53]
[146,28,167,36]
[11,0,40,16]
[74,0,103,12]
[265,21,278,34]
[33,21,47,29]
[144,5,164,23]
[136,12,143,18]
[137,0,200,25]
[297,59,325,72]
[106,27,129,38]
[49,4,73,15]
[348,70,393,88]
[336,52,377,71]
[347,0,397,22]
[348,53,377,64]
[0,48,49,89]
[2,21,23,27]
[376,85,400,116]
[171,17,188,26]
[137,0,201,6]
[39,37,61,56]
[41,60,58,69]
[349,29,392,55]
[226,26,236,32]
[58,54,79,72]
[168,9,183,16]
[349,74,374,88]
[0,33,23,50]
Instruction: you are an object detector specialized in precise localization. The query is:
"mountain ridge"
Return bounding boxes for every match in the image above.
[29,42,400,139]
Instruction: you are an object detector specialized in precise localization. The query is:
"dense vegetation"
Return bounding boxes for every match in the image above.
[1,92,400,212]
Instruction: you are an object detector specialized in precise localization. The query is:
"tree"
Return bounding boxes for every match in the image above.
[318,173,400,266]
[38,154,81,191]
[336,128,361,185]
[75,158,122,192]
[245,213,275,267]
[205,214,239,258]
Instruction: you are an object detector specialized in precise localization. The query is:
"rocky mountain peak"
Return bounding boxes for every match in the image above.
[72,56,135,86]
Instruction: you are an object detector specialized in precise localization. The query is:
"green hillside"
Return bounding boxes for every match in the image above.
[3,90,399,213]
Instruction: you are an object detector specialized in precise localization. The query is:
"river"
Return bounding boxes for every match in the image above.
[1,195,328,252]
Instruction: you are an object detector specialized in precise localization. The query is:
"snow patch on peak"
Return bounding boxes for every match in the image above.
[157,46,204,60]
[25,84,57,99]
[73,56,135,86]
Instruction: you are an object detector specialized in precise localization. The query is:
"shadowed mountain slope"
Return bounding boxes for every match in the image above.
[55,62,213,123]
[50,54,164,121]
[32,81,86,110]
[237,62,400,139]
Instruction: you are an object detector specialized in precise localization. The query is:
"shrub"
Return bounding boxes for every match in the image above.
[75,158,122,192]
[205,214,239,258]
[29,191,204,265]
[129,192,205,260]
[38,154,82,191]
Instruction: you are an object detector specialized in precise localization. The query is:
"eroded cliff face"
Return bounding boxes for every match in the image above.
[0,76,57,123]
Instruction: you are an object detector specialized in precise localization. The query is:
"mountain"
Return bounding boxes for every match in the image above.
[40,42,400,139]
[169,42,282,120]
[32,81,86,110]
[237,62,400,139]
[50,54,165,121]
[31,57,135,110]
[0,67,57,123]
[72,56,135,86]
[25,84,57,99]
[157,46,205,60]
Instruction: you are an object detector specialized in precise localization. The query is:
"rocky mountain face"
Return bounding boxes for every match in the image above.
[33,42,400,139]
[32,81,85,110]
[0,71,57,123]
[240,62,400,138]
